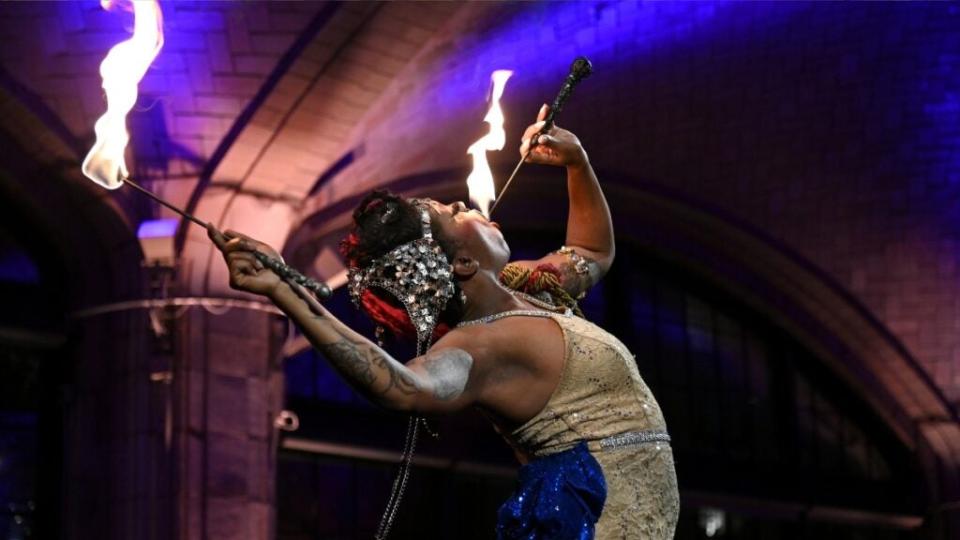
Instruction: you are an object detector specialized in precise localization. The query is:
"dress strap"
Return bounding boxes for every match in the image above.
[456,309,571,328]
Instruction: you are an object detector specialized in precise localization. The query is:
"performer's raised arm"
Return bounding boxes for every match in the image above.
[509,105,615,299]
[207,225,485,414]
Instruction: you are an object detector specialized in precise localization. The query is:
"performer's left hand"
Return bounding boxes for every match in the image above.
[519,104,589,168]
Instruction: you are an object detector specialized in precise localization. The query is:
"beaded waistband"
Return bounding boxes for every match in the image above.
[596,430,671,451]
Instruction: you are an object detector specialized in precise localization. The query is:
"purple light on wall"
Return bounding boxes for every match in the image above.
[137,218,179,239]
[428,1,798,112]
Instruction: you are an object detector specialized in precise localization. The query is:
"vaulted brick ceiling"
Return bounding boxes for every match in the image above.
[0,1,479,294]
[180,1,470,295]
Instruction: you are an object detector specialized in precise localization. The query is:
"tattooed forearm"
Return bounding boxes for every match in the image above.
[317,338,422,400]
[422,349,473,401]
[372,355,420,396]
[317,339,377,387]
[277,283,465,409]
[317,337,473,404]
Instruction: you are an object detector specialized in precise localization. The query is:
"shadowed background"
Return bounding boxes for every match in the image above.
[0,1,958,539]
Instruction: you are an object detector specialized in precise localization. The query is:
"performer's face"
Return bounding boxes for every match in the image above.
[425,199,510,270]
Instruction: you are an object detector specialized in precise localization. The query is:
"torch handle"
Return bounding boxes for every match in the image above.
[540,56,593,132]
[251,251,332,299]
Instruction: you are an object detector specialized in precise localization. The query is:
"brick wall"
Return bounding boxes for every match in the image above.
[316,2,960,410]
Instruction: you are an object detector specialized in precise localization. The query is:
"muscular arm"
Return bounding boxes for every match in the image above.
[561,158,615,276]
[271,281,479,413]
[512,158,614,299]
[207,226,483,413]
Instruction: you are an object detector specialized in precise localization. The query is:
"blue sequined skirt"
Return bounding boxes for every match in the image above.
[496,442,607,540]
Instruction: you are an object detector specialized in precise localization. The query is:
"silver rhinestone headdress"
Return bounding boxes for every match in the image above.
[347,202,457,354]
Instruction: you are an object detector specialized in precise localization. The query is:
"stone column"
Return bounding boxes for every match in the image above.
[173,304,287,540]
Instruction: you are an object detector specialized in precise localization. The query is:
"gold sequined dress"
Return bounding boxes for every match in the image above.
[491,309,680,539]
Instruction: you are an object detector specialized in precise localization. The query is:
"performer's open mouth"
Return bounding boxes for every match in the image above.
[471,209,500,230]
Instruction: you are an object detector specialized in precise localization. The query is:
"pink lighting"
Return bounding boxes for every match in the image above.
[81,0,164,190]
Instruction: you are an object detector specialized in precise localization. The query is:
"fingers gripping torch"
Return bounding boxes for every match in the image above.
[488,56,594,217]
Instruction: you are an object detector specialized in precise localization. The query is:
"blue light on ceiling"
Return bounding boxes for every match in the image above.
[428,1,804,113]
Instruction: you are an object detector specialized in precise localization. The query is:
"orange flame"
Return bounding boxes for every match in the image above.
[81,0,164,190]
[466,70,513,218]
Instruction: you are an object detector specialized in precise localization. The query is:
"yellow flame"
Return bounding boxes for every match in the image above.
[466,70,513,218]
[81,0,164,190]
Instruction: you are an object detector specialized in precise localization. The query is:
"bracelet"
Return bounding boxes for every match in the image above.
[556,246,591,276]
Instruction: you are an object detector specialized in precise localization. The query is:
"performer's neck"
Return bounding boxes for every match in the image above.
[460,271,528,322]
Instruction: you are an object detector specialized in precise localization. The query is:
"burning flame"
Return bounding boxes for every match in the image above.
[466,70,513,218]
[81,0,164,190]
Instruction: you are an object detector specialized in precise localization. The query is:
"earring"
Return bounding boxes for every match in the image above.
[375,325,386,347]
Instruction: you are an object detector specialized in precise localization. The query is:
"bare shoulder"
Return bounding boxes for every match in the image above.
[439,314,566,423]
[439,314,561,361]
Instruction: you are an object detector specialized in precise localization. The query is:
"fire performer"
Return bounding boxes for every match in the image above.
[209,106,679,539]
[73,2,673,534]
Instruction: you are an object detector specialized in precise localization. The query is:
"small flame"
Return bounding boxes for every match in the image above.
[81,0,164,190]
[466,70,513,218]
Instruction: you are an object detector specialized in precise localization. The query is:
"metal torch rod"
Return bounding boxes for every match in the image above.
[122,176,332,299]
[124,175,207,228]
[488,56,593,217]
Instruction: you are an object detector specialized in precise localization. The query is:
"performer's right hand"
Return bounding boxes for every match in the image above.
[207,224,283,297]
[519,104,588,168]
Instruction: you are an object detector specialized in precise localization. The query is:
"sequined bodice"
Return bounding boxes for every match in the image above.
[491,310,669,457]
[480,309,680,539]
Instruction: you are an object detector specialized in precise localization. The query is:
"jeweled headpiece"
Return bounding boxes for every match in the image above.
[347,200,457,354]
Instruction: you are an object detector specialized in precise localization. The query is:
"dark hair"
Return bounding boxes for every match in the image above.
[340,190,465,344]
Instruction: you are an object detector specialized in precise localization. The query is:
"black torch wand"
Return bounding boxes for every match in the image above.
[488,56,593,217]
[123,176,332,299]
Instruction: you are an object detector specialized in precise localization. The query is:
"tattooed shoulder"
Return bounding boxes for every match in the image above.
[422,348,473,401]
